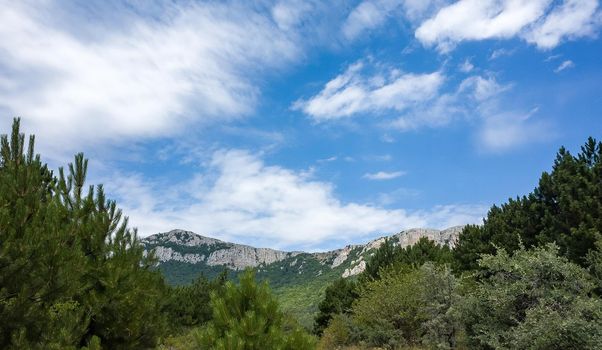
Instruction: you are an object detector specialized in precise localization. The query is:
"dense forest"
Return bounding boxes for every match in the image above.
[1,118,601,349]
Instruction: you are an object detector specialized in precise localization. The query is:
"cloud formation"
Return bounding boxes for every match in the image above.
[476,107,554,152]
[555,60,575,73]
[342,0,448,40]
[296,58,552,152]
[0,1,300,158]
[363,170,407,180]
[415,0,600,52]
[294,62,444,121]
[107,149,486,250]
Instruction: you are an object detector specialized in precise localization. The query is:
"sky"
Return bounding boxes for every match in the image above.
[1,0,601,251]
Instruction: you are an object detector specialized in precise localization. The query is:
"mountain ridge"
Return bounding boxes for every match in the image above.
[142,225,464,282]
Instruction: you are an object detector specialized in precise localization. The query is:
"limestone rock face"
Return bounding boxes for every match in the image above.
[331,245,360,268]
[394,226,463,248]
[332,226,465,277]
[153,246,205,264]
[143,229,297,270]
[206,246,294,270]
[342,260,366,278]
[142,226,465,278]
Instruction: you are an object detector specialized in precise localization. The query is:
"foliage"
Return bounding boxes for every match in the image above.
[313,277,358,335]
[394,237,454,269]
[314,237,454,337]
[163,271,228,333]
[454,138,602,271]
[351,263,460,349]
[460,244,602,349]
[587,238,602,292]
[316,314,355,350]
[362,237,398,281]
[194,269,315,349]
[0,119,166,349]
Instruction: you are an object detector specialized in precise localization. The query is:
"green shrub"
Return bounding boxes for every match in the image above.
[460,244,602,349]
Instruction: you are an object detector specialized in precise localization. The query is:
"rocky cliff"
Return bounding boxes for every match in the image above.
[142,226,464,284]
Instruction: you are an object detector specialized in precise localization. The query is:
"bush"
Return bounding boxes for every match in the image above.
[460,244,602,349]
[351,263,460,349]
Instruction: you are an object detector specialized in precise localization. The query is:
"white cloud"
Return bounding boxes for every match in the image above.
[107,149,486,250]
[0,1,300,158]
[390,74,509,130]
[554,60,575,73]
[342,0,448,40]
[272,0,315,30]
[415,0,600,52]
[297,57,545,152]
[458,75,509,101]
[363,170,406,180]
[317,156,338,163]
[343,0,406,40]
[544,54,563,62]
[294,61,444,121]
[489,48,516,60]
[459,58,474,72]
[524,0,600,49]
[477,109,553,152]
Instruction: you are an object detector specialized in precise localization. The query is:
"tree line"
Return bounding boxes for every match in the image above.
[314,137,602,349]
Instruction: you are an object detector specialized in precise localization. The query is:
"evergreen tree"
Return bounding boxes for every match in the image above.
[195,269,315,350]
[395,236,454,268]
[362,237,397,281]
[0,119,167,349]
[313,277,358,335]
[0,119,86,348]
[454,138,602,271]
[164,271,228,332]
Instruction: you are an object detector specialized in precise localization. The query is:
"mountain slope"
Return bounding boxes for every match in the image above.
[142,226,464,328]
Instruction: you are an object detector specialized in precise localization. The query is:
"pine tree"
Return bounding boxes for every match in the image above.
[313,277,358,335]
[0,119,167,348]
[454,138,602,271]
[195,269,315,350]
[0,119,86,348]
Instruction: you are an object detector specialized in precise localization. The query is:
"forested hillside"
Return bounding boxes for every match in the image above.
[141,226,462,328]
[1,119,601,349]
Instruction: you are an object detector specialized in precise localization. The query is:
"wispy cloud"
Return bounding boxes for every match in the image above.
[459,58,475,73]
[317,156,338,163]
[554,60,575,73]
[342,0,448,40]
[106,149,486,250]
[489,48,516,60]
[415,0,601,52]
[477,108,554,152]
[363,170,407,180]
[0,1,301,159]
[296,56,550,152]
[293,61,444,121]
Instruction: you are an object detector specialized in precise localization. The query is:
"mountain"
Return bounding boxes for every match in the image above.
[142,226,463,328]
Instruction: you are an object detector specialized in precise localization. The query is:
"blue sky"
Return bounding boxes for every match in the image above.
[1,0,601,251]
